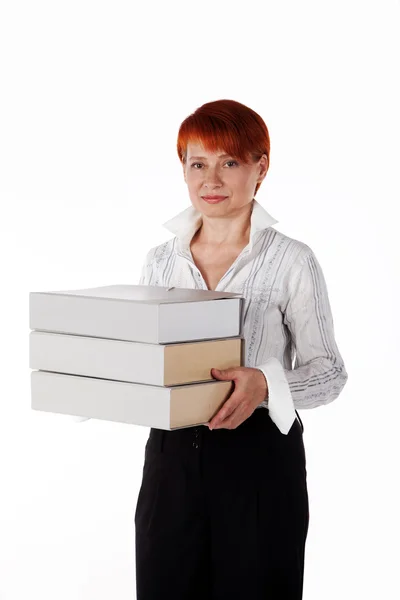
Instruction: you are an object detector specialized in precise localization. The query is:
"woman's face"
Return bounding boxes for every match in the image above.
[183,142,268,215]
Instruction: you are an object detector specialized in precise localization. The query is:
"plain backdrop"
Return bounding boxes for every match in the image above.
[1,1,399,598]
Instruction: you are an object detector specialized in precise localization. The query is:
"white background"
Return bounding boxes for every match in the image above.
[1,1,399,598]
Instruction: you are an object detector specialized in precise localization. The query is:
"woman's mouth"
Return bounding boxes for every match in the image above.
[202,196,228,204]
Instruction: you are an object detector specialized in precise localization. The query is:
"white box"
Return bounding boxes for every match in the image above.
[29,331,243,386]
[31,370,234,430]
[29,284,244,343]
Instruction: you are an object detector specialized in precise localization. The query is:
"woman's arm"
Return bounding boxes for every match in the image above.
[138,247,156,286]
[257,249,349,433]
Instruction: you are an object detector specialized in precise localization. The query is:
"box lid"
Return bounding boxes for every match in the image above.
[30,284,243,305]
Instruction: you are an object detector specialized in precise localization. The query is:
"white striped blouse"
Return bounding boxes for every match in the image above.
[137,199,348,435]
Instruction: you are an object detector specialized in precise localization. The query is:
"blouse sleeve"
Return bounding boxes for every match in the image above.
[138,247,156,285]
[257,249,349,434]
[138,259,147,285]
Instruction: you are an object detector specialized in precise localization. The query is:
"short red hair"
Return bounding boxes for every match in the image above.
[177,99,270,196]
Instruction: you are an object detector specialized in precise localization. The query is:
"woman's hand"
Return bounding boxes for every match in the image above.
[206,366,268,430]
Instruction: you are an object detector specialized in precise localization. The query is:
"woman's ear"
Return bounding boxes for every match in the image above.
[259,154,269,181]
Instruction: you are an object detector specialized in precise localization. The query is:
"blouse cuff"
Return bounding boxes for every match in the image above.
[256,357,297,435]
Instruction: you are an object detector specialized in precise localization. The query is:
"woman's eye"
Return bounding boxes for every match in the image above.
[190,160,238,169]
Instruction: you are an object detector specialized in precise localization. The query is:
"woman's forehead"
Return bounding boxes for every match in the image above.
[186,142,231,159]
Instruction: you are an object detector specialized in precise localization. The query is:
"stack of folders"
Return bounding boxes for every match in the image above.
[29,284,245,430]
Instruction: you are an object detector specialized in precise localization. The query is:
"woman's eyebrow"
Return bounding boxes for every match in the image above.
[188,154,232,161]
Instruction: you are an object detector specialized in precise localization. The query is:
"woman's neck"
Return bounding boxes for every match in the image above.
[193,204,252,247]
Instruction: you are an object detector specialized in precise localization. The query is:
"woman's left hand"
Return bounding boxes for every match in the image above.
[206,366,268,430]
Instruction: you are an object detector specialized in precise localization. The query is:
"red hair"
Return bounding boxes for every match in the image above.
[176,99,270,196]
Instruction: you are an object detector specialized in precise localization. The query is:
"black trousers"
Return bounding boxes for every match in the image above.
[135,408,309,600]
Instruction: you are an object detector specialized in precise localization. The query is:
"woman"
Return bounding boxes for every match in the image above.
[135,99,348,599]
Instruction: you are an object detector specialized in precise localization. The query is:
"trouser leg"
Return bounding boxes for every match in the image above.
[202,409,309,599]
[134,426,211,599]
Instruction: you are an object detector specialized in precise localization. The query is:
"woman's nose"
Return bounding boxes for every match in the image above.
[203,167,222,186]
